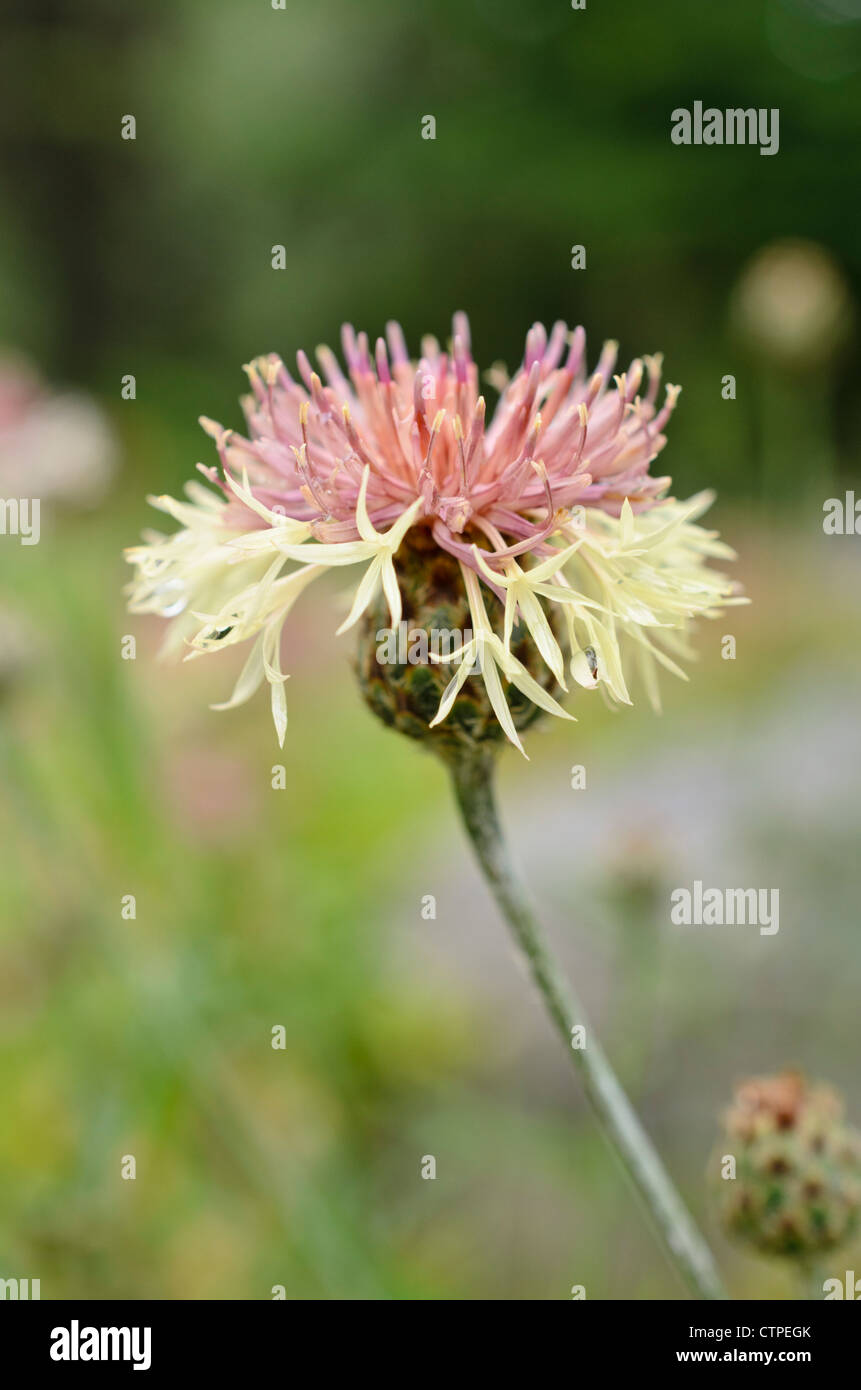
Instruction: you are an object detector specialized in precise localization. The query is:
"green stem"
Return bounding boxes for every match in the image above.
[801,1260,825,1301]
[448,746,727,1301]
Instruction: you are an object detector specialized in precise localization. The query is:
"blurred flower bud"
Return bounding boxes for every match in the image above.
[713,1070,861,1258]
[730,240,854,371]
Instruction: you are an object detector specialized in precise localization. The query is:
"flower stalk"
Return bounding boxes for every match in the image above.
[447,744,727,1301]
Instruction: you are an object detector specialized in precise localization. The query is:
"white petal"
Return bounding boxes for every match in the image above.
[380,556,403,629]
[335,557,384,636]
[619,497,635,547]
[479,648,527,757]
[270,677,288,747]
[211,634,266,710]
[429,644,478,726]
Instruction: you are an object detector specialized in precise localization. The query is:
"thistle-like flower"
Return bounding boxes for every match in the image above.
[124,315,743,1298]
[125,314,743,754]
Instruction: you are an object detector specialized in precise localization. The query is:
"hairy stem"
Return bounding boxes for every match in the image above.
[448,746,727,1301]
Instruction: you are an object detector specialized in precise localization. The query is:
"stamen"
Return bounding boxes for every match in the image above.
[385,320,409,366]
[452,311,471,355]
[295,350,315,392]
[375,337,391,385]
[565,325,586,376]
[453,414,468,488]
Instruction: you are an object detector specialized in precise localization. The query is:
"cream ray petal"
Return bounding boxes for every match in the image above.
[620,497,635,547]
[471,545,508,587]
[623,624,690,681]
[522,540,584,583]
[515,587,567,687]
[210,634,267,711]
[226,468,312,538]
[531,583,606,613]
[502,587,518,654]
[385,495,424,548]
[147,493,228,529]
[492,636,574,722]
[380,556,403,629]
[335,556,384,636]
[480,648,527,757]
[429,643,478,725]
[272,539,377,566]
[270,677,288,747]
[354,466,376,543]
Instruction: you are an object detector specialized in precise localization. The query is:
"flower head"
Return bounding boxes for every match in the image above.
[125,314,744,752]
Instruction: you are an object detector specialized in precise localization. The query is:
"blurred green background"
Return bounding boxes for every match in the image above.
[1,0,860,1299]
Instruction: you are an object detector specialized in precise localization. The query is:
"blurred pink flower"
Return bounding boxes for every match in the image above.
[0,354,117,508]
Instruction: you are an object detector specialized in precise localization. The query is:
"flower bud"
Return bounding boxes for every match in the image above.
[713,1070,861,1258]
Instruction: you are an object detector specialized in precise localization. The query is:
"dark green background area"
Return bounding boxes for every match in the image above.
[2,0,860,498]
